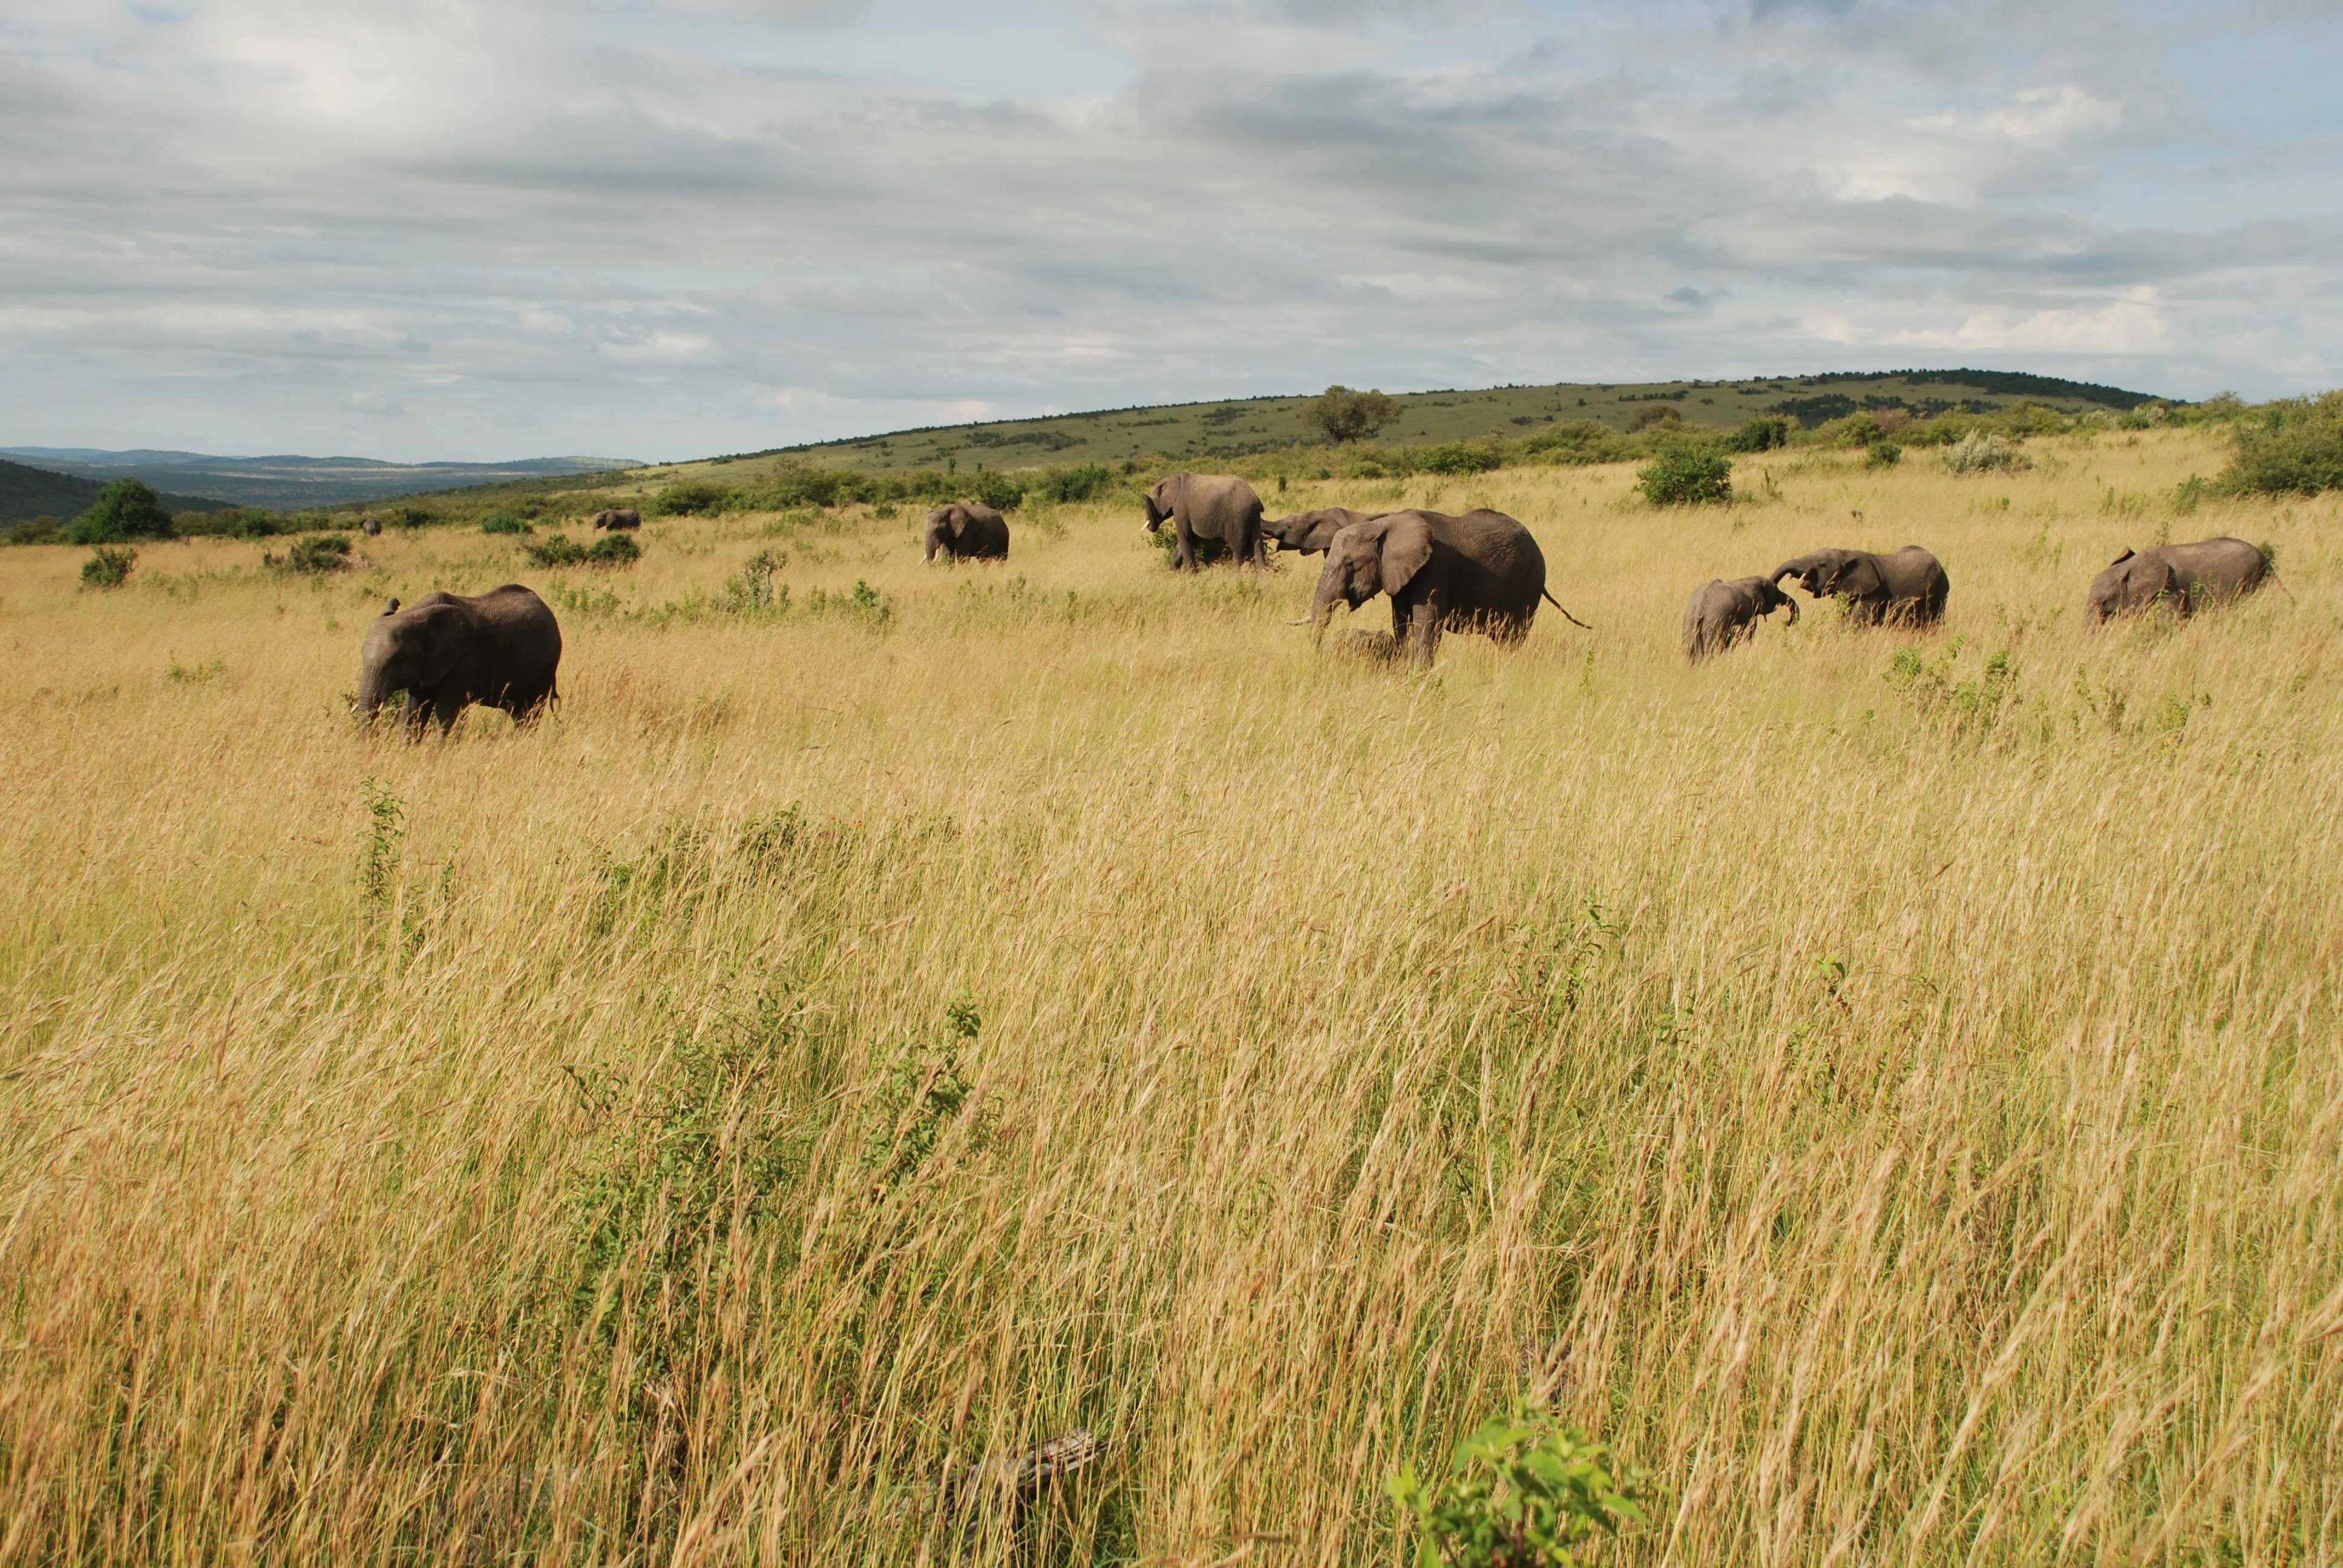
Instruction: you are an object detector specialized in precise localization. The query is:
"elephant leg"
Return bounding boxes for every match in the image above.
[1402,596,1441,667]
[1175,520,1198,571]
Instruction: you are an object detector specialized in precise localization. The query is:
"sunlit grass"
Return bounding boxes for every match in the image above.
[1,428,2338,1565]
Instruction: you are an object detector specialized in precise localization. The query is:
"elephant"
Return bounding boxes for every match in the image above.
[923,502,1011,562]
[1261,506,1383,555]
[1306,509,1590,667]
[592,508,641,531]
[356,583,562,734]
[2087,537,2271,622]
[1771,545,1948,626]
[1683,575,1798,662]
[359,514,382,537]
[1142,473,1265,570]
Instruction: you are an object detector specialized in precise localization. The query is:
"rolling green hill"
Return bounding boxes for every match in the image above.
[691,368,2161,478]
[0,456,228,527]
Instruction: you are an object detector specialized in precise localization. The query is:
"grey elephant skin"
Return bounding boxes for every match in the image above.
[1683,575,1798,662]
[1262,506,1383,555]
[2087,537,2270,622]
[592,508,641,531]
[923,503,1011,562]
[1771,546,1948,626]
[1309,509,1590,667]
[359,515,382,537]
[1143,474,1265,569]
[357,584,563,734]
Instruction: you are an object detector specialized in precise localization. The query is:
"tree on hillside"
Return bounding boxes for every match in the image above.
[68,478,176,544]
[1307,385,1401,444]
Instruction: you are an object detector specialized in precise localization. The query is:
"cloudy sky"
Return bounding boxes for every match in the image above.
[2,0,2338,462]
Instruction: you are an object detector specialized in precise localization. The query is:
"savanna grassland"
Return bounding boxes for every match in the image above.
[2,426,2339,1566]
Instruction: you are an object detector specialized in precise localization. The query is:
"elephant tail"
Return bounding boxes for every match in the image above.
[2266,569,2296,601]
[1541,589,1593,630]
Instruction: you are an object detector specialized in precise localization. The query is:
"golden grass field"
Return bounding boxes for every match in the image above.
[2,426,2339,1566]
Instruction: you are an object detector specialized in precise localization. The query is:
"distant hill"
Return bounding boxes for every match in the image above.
[0,456,229,527]
[0,449,638,511]
[706,368,2162,476]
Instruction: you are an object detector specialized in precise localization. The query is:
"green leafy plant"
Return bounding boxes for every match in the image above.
[1864,440,1903,469]
[654,479,733,516]
[1720,415,1790,453]
[524,535,588,567]
[67,479,176,543]
[1386,1400,1648,1567]
[356,777,405,913]
[1308,384,1402,443]
[1940,432,2033,475]
[859,991,985,1191]
[80,544,138,590]
[720,549,788,615]
[264,534,353,574]
[2222,390,2343,496]
[480,513,533,535]
[1636,445,1732,506]
[585,534,641,566]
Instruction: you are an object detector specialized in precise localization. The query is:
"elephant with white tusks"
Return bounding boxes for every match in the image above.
[923,502,1011,562]
[1142,473,1265,569]
[1771,545,1948,626]
[2087,537,2272,622]
[1305,509,1590,668]
[1683,575,1798,662]
[1260,506,1384,555]
[357,584,562,736]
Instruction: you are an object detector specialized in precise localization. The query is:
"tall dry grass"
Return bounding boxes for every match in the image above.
[1,428,2339,1565]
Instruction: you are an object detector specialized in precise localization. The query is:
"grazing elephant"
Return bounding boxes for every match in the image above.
[1771,545,1948,626]
[923,502,1011,562]
[1306,509,1590,667]
[356,584,562,734]
[359,514,382,537]
[1261,506,1383,555]
[1143,473,1265,570]
[1683,575,1798,662]
[592,508,641,531]
[2087,537,2271,622]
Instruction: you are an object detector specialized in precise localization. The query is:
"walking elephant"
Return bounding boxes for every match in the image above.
[2087,537,2271,622]
[1683,575,1798,662]
[1771,545,1948,626]
[1143,474,1265,570]
[356,584,562,735]
[923,502,1011,562]
[1306,509,1590,668]
[592,508,641,531]
[1261,506,1382,555]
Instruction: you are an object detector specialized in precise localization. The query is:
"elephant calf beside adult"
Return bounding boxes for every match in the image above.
[1306,509,1589,668]
[2087,537,2272,622]
[1683,575,1798,662]
[1143,474,1265,569]
[357,584,563,736]
[924,502,1011,562]
[1771,545,1948,626]
[1261,506,1383,555]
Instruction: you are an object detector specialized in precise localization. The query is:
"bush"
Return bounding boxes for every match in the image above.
[1416,437,1506,475]
[265,533,353,573]
[1864,440,1904,469]
[1940,432,2033,475]
[966,468,1026,512]
[68,478,175,543]
[80,544,137,590]
[1637,444,1732,506]
[1628,405,1682,433]
[524,535,588,567]
[1032,463,1115,504]
[481,513,533,535]
[1307,385,1401,443]
[585,534,641,567]
[4,515,64,545]
[2223,391,2343,495]
[654,480,732,517]
[173,507,282,539]
[1522,421,1630,466]
[1386,1400,1647,1568]
[1721,415,1791,452]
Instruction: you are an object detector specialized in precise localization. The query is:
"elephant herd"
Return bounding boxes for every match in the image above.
[351,474,2283,732]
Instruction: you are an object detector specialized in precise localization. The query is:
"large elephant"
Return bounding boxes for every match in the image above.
[1261,506,1383,555]
[356,584,562,734]
[1771,545,1948,626]
[1683,575,1798,662]
[592,508,641,531]
[1143,474,1265,569]
[2087,537,2270,622]
[924,502,1011,562]
[1306,509,1590,667]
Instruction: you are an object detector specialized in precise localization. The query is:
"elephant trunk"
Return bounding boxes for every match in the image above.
[355,665,393,722]
[1308,580,1345,647]
[1782,595,1799,625]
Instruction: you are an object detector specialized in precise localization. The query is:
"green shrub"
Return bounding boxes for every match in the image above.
[1032,463,1115,504]
[1628,405,1681,433]
[68,478,175,543]
[1940,432,2033,475]
[654,480,732,517]
[1386,1400,1648,1568]
[174,507,282,539]
[1417,438,1506,475]
[1308,385,1401,443]
[264,534,353,574]
[80,544,137,590]
[585,534,641,567]
[5,515,64,545]
[966,467,1026,511]
[2223,390,2343,495]
[481,513,532,535]
[1522,422,1630,466]
[388,504,434,529]
[524,535,588,567]
[1637,445,1732,506]
[1864,440,1904,469]
[1721,415,1791,452]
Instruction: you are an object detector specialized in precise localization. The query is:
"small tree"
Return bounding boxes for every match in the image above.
[80,545,137,589]
[1637,445,1732,506]
[1387,1400,1648,1567]
[1308,385,1402,444]
[68,479,175,544]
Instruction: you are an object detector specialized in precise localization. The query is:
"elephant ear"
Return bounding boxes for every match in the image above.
[945,506,967,538]
[1377,513,1434,596]
[413,604,470,691]
[2108,547,2135,566]
[1835,556,1884,599]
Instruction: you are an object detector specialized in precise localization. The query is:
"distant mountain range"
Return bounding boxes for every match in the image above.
[0,448,637,513]
[0,456,233,527]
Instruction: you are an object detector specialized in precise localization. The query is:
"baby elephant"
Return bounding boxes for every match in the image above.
[1260,506,1383,555]
[1683,575,1798,662]
[1771,545,1948,626]
[924,502,1010,562]
[2087,537,2270,622]
[357,584,562,735]
[592,508,641,531]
